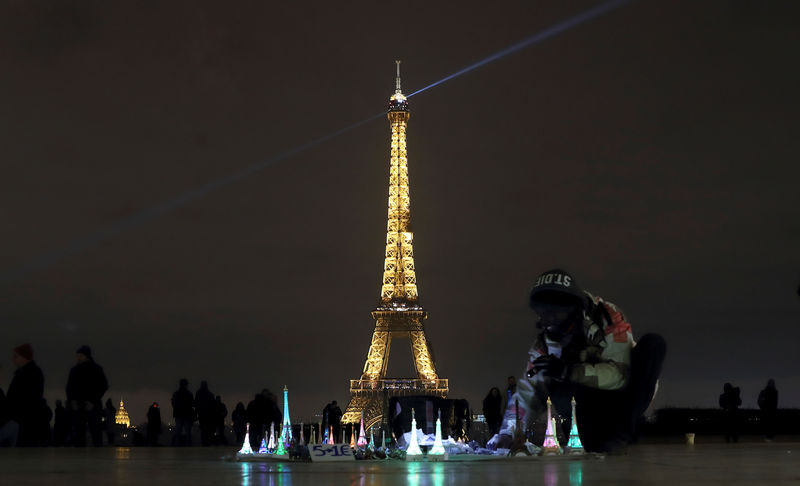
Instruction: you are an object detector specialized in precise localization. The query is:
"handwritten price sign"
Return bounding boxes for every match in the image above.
[309,444,355,462]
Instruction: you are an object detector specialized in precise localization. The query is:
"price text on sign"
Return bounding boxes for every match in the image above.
[309,444,355,462]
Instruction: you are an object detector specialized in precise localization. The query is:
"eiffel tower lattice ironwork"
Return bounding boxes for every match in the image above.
[342,61,448,427]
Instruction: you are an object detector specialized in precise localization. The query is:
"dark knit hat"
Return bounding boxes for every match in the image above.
[76,345,93,358]
[13,343,33,361]
[529,269,585,307]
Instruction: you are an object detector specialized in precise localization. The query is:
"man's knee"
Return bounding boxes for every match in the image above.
[637,333,666,354]
[633,334,666,368]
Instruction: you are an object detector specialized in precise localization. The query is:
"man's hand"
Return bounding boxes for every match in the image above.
[532,354,568,380]
[486,433,512,451]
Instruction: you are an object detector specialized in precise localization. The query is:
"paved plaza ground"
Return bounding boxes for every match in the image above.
[1,440,798,485]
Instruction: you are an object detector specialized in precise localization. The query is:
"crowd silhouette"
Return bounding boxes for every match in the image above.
[718,379,780,443]
[0,341,790,448]
[0,343,288,448]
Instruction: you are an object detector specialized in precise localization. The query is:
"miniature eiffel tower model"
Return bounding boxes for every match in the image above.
[368,428,376,451]
[299,422,305,446]
[327,426,335,445]
[405,408,423,458]
[279,386,292,447]
[267,422,277,452]
[238,423,254,455]
[541,397,563,455]
[343,61,448,429]
[565,397,584,454]
[357,412,368,448]
[429,410,446,456]
[349,425,356,449]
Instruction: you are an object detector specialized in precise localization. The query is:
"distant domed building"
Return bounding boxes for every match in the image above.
[115,399,131,428]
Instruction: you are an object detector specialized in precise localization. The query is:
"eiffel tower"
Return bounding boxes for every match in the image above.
[342,61,448,428]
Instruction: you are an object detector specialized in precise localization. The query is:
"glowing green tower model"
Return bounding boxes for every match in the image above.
[405,408,423,458]
[429,410,446,456]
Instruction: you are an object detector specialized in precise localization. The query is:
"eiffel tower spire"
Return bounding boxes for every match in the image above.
[381,59,416,305]
[343,62,448,427]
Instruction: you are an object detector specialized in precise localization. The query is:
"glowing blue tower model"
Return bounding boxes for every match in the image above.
[279,385,293,446]
[565,397,584,454]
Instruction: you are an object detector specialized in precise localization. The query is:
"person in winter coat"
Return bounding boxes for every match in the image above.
[719,382,742,443]
[758,379,779,441]
[103,399,116,445]
[232,402,247,446]
[146,402,162,446]
[7,344,46,446]
[194,381,215,446]
[488,269,666,453]
[66,345,109,447]
[213,395,228,445]
[171,379,195,446]
[482,387,503,437]
[52,400,70,446]
[0,387,19,446]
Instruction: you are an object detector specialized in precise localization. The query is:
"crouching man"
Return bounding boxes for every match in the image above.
[489,269,666,453]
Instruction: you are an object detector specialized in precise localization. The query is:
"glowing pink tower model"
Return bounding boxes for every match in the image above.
[541,397,563,455]
[357,412,368,448]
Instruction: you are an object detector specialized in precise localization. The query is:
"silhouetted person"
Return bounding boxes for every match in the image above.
[0,387,19,446]
[171,379,195,446]
[719,382,742,443]
[7,344,46,446]
[195,381,215,446]
[488,269,666,454]
[325,400,343,441]
[321,403,331,439]
[66,346,108,447]
[39,399,52,446]
[53,400,69,446]
[503,376,517,414]
[246,393,267,449]
[104,398,116,445]
[232,402,247,445]
[214,395,228,445]
[482,387,503,437]
[263,390,282,439]
[147,402,162,446]
[758,379,778,441]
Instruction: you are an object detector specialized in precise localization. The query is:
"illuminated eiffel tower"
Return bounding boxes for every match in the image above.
[342,61,448,427]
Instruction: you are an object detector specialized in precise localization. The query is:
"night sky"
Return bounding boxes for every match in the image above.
[2,1,799,425]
